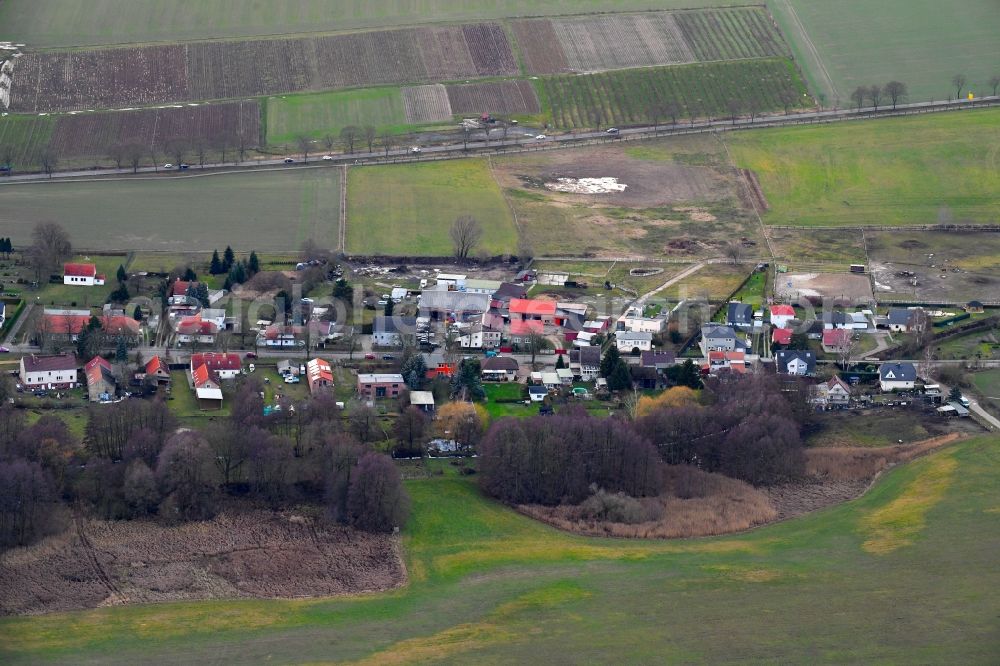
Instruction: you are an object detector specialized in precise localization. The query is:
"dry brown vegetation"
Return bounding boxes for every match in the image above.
[805,433,964,482]
[446,80,541,116]
[0,507,403,616]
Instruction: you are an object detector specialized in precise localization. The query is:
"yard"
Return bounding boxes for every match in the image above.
[658,263,752,302]
[346,159,518,257]
[35,254,128,308]
[0,169,341,253]
[970,370,1000,418]
[2,437,999,663]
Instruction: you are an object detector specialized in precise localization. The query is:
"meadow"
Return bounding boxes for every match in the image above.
[770,0,1000,105]
[345,159,517,256]
[0,168,341,252]
[0,0,755,47]
[1,437,998,663]
[266,88,411,147]
[725,108,1000,227]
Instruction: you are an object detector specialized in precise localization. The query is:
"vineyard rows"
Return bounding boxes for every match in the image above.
[446,80,541,116]
[551,13,695,72]
[511,20,571,75]
[8,23,518,113]
[674,7,789,62]
[402,85,453,123]
[542,58,809,129]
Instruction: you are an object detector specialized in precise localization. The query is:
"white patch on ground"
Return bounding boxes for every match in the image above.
[545,177,628,194]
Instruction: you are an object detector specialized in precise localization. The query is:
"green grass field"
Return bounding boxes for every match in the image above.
[0,168,341,252]
[1,437,998,663]
[0,115,55,172]
[725,108,1000,227]
[0,0,754,47]
[346,159,517,256]
[266,88,412,147]
[37,254,128,307]
[771,0,1000,106]
[971,369,1000,417]
[542,58,811,129]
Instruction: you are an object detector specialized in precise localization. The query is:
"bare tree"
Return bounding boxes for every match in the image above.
[884,80,907,110]
[1,144,14,176]
[166,140,188,168]
[991,75,1000,97]
[364,126,376,153]
[724,240,743,265]
[216,137,229,164]
[850,86,866,111]
[778,88,796,115]
[237,133,247,163]
[834,334,859,370]
[379,130,394,157]
[149,145,160,171]
[125,144,143,173]
[26,222,72,282]
[589,107,603,132]
[340,126,360,154]
[868,85,882,111]
[322,134,335,154]
[726,98,741,124]
[39,149,58,178]
[664,101,680,127]
[648,102,662,133]
[516,237,534,264]
[952,73,967,99]
[449,215,483,260]
[194,140,207,168]
[296,134,311,163]
[107,144,125,169]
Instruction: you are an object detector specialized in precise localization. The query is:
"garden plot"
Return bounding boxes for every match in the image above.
[774,272,873,304]
[549,12,695,71]
[446,80,540,116]
[402,84,452,123]
[511,20,571,74]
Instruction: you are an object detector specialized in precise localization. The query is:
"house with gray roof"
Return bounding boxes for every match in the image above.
[726,302,754,329]
[700,324,747,356]
[879,362,917,392]
[774,350,816,376]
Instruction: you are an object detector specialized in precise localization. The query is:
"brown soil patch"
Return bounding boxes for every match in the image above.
[0,507,403,616]
[737,168,770,213]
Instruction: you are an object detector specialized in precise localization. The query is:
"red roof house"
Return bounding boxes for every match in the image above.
[84,357,116,402]
[772,327,793,346]
[190,352,241,380]
[63,263,105,286]
[822,328,853,352]
[509,319,545,339]
[509,298,557,317]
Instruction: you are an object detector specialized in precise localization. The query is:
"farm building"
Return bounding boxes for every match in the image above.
[63,263,105,286]
[84,356,116,402]
[20,353,78,390]
[357,373,405,399]
[418,289,491,320]
[306,358,334,395]
[464,279,502,294]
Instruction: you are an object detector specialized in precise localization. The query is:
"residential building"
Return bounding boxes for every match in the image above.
[616,330,653,353]
[199,308,228,330]
[509,298,558,325]
[822,328,853,353]
[822,311,868,330]
[409,391,436,412]
[770,304,796,329]
[84,357,116,402]
[190,352,242,380]
[482,356,519,382]
[20,353,78,389]
[880,363,917,392]
[509,319,544,344]
[259,324,305,348]
[774,350,816,376]
[306,358,334,395]
[620,307,667,334]
[569,346,601,381]
[772,327,793,346]
[490,282,528,308]
[583,317,611,334]
[372,315,417,347]
[144,356,171,385]
[528,385,548,402]
[640,351,676,371]
[726,302,754,329]
[700,324,745,356]
[887,308,917,332]
[707,351,746,374]
[63,263,105,286]
[435,273,467,289]
[556,368,574,385]
[812,376,852,408]
[191,363,223,410]
[168,279,199,305]
[357,373,405,399]
[458,324,502,349]
[541,372,561,389]
[175,316,218,345]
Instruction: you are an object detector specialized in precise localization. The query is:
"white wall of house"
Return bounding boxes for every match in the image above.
[64,275,97,286]
[21,368,78,387]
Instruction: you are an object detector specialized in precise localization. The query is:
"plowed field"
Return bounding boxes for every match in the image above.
[551,13,695,71]
[446,80,540,115]
[402,85,453,123]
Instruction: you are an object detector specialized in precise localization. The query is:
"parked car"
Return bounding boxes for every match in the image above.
[377,299,388,306]
[535,134,547,140]
[364,353,376,360]
[0,346,9,353]
[179,163,190,169]
[245,351,258,359]
[382,354,395,361]
[163,163,173,169]
[284,375,300,384]
[410,146,422,154]
[606,127,620,135]
[283,158,295,164]
[247,364,255,373]
[322,155,334,161]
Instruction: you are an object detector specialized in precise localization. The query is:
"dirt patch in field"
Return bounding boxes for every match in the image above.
[0,507,403,616]
[774,272,874,304]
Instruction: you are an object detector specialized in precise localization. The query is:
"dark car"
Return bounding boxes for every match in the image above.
[382,354,395,361]
[245,351,258,359]
[283,158,295,164]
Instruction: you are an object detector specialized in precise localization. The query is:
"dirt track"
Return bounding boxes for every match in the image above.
[0,508,403,616]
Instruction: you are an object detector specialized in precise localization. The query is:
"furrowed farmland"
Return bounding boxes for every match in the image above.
[543,58,810,129]
[674,6,790,61]
[401,85,453,124]
[446,81,541,116]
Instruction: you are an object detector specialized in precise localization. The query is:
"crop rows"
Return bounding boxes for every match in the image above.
[446,80,541,115]
[402,85,453,123]
[0,114,54,168]
[8,23,518,113]
[511,20,571,75]
[551,13,695,72]
[674,7,789,61]
[542,58,809,129]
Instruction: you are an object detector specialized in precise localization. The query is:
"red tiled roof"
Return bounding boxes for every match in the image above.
[145,356,167,375]
[771,304,795,317]
[170,280,195,297]
[823,329,852,347]
[510,319,545,336]
[64,263,97,277]
[509,298,557,316]
[772,328,793,345]
[22,353,78,373]
[101,315,141,335]
[190,352,241,373]
[44,313,90,335]
[177,316,218,336]
[85,356,114,386]
[191,363,213,388]
[264,324,302,339]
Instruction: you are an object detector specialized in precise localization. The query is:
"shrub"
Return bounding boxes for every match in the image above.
[578,488,661,524]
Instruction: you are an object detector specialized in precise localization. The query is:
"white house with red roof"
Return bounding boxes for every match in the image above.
[63,263,105,286]
[508,298,558,325]
[175,315,218,345]
[144,356,171,385]
[20,353,78,389]
[188,353,239,409]
[306,358,334,395]
[770,304,796,329]
[190,352,242,380]
[822,328,853,353]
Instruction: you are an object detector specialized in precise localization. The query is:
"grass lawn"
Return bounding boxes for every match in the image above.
[729,269,767,307]
[659,263,750,302]
[932,328,1000,361]
[0,169,341,253]
[34,255,128,308]
[2,436,998,663]
[483,382,523,402]
[266,88,412,147]
[971,369,1000,417]
[770,0,1000,105]
[804,409,935,448]
[346,159,517,256]
[725,109,1000,227]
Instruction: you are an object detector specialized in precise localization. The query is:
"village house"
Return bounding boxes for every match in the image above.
[423,353,456,380]
[509,319,545,345]
[144,356,171,386]
[707,351,746,375]
[880,362,917,392]
[258,324,305,348]
[887,308,918,332]
[772,327,793,347]
[191,364,223,410]
[190,352,242,381]
[700,324,746,356]
[508,298,559,326]
[435,273,467,289]
[409,391,436,413]
[168,279,200,306]
[306,357,334,395]
[482,356,519,382]
[620,306,667,334]
[822,328,853,353]
[726,302,754,329]
[774,350,816,376]
[372,315,417,347]
[20,353,78,389]
[357,373,405,399]
[175,316,218,345]
[812,376,852,408]
[570,346,602,381]
[583,317,612,335]
[490,282,528,309]
[822,311,869,330]
[770,304,796,329]
[640,351,676,372]
[63,263,105,286]
[84,356,116,402]
[458,323,502,349]
[616,330,653,353]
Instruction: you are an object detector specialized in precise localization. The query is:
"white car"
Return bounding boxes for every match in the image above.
[535,134,547,140]
[163,163,173,168]
[322,155,334,160]
[410,146,422,154]
[377,299,389,306]
[284,375,300,384]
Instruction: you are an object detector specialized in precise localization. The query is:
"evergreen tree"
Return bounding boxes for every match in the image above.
[223,246,235,271]
[116,264,127,284]
[132,305,143,322]
[209,250,223,275]
[384,299,394,317]
[450,358,485,401]
[182,267,197,281]
[223,276,233,291]
[247,251,260,276]
[555,355,565,369]
[600,345,622,378]
[401,354,428,390]
[608,359,633,392]
[948,386,962,402]
[332,278,352,300]
[673,359,701,389]
[195,283,210,308]
[115,336,128,363]
[229,262,247,285]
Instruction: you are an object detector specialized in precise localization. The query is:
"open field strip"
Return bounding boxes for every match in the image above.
[266,88,409,145]
[725,108,1000,227]
[770,0,1000,105]
[0,168,340,252]
[346,159,517,257]
[1,437,998,663]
